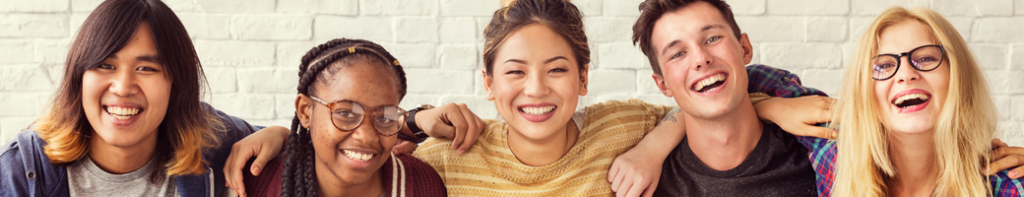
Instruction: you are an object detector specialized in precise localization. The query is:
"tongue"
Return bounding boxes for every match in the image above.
[897,98,926,108]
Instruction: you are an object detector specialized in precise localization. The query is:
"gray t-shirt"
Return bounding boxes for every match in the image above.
[67,156,177,197]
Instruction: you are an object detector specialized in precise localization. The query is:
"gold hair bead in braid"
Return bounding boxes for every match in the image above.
[348,46,356,53]
[393,60,401,66]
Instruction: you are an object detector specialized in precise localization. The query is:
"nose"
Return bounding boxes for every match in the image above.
[348,114,380,144]
[690,47,713,71]
[523,72,551,98]
[893,56,920,83]
[110,68,138,97]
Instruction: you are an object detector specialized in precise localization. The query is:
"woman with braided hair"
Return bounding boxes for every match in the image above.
[238,38,446,197]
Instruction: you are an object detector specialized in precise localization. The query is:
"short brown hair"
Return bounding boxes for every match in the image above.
[632,0,742,75]
[36,0,220,180]
[483,0,589,75]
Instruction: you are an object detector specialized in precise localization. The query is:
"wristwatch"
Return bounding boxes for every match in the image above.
[405,104,435,140]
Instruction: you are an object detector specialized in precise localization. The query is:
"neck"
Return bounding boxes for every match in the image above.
[87,131,158,174]
[886,130,939,197]
[683,101,763,171]
[315,158,385,197]
[507,119,579,166]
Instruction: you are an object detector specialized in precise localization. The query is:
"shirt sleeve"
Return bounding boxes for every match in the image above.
[991,170,1024,197]
[746,64,837,196]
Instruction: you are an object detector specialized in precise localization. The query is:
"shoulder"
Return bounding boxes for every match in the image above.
[991,170,1024,197]
[388,153,447,196]
[1,129,65,197]
[584,99,670,122]
[242,154,284,197]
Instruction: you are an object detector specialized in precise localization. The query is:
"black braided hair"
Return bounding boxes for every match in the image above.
[280,38,407,197]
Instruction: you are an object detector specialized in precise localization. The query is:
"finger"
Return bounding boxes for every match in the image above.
[792,124,836,139]
[1009,166,1024,179]
[249,144,278,176]
[457,104,481,155]
[224,144,255,197]
[993,138,1009,149]
[392,140,419,154]
[610,177,626,197]
[610,167,627,192]
[641,178,659,197]
[988,154,1024,175]
[447,108,470,150]
[607,163,620,183]
[623,177,646,197]
[992,146,1024,161]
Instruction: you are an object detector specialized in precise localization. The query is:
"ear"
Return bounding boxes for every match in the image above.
[740,33,754,65]
[483,69,495,101]
[652,73,674,97]
[295,94,313,128]
[578,64,589,96]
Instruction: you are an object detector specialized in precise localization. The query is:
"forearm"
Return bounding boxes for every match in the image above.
[634,107,685,160]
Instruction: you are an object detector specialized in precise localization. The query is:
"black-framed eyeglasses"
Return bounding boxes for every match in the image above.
[310,96,408,136]
[871,45,945,80]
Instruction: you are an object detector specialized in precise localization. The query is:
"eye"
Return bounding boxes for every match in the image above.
[97,64,115,70]
[705,36,721,44]
[874,63,895,70]
[548,67,568,73]
[505,70,524,75]
[137,66,159,72]
[669,52,684,60]
[913,56,938,63]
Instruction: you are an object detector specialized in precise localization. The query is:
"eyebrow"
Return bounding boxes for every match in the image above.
[658,25,726,56]
[503,56,569,65]
[107,54,160,64]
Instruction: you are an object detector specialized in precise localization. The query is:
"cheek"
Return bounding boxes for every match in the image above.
[873,82,890,108]
[81,72,106,116]
[379,136,397,155]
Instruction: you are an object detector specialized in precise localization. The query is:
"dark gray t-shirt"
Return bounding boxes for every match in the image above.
[654,123,817,197]
[67,156,177,197]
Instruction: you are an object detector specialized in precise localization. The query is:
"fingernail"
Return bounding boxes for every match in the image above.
[252,167,261,175]
[458,149,465,155]
[984,167,990,175]
[1010,170,1019,178]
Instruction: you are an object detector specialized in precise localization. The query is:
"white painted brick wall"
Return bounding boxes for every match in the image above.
[1,0,1022,146]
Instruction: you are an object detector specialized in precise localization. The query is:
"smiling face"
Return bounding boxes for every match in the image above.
[483,24,588,141]
[302,58,400,186]
[873,19,950,134]
[649,2,753,120]
[81,21,171,150]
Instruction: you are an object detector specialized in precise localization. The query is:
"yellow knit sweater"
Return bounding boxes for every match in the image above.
[412,99,672,196]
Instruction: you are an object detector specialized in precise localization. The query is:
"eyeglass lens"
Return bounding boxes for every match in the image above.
[329,101,405,135]
[872,45,943,80]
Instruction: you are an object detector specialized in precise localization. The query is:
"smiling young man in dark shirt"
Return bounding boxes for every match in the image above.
[628,0,819,196]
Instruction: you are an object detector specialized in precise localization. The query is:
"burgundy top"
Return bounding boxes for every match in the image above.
[242,152,447,197]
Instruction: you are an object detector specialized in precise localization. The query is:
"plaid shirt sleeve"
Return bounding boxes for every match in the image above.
[746,64,836,196]
[991,170,1024,197]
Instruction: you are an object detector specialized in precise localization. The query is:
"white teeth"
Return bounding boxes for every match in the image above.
[694,74,726,92]
[343,150,373,162]
[106,106,140,120]
[520,106,556,115]
[894,93,930,106]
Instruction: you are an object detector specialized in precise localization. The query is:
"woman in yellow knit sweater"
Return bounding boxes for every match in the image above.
[409,0,677,196]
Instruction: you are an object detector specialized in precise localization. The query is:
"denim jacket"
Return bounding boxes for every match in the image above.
[0,103,261,197]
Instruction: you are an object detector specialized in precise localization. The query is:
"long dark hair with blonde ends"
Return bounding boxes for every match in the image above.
[281,38,407,197]
[35,0,221,181]
[484,0,590,76]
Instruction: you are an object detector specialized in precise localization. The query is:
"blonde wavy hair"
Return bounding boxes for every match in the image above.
[831,7,996,197]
